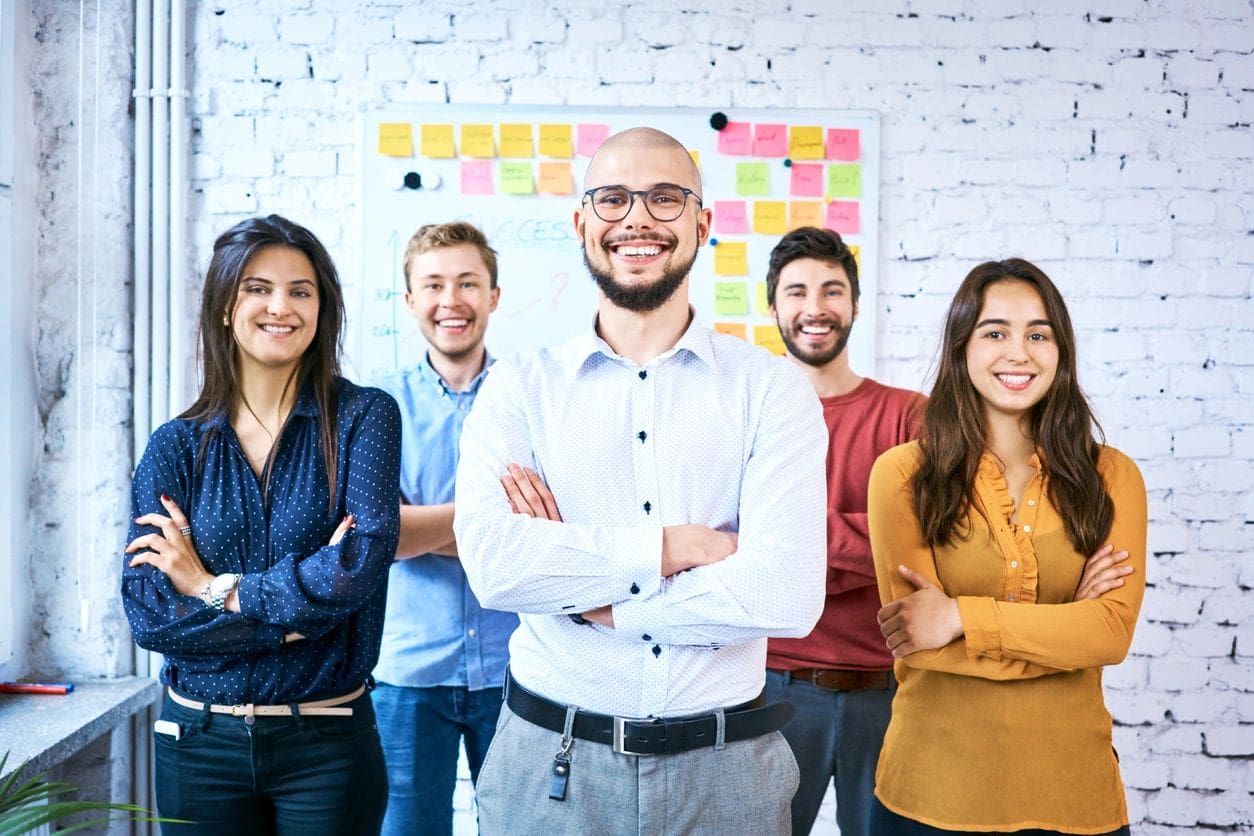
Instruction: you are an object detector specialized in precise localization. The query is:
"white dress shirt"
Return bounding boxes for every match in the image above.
[454,316,827,717]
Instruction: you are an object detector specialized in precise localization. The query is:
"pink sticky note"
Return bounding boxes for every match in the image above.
[754,123,788,157]
[576,124,609,157]
[826,128,861,161]
[714,201,749,234]
[824,201,861,235]
[717,121,752,156]
[460,160,494,195]
[789,163,824,197]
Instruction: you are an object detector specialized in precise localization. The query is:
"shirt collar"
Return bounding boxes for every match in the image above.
[201,379,320,428]
[419,350,495,396]
[569,307,715,372]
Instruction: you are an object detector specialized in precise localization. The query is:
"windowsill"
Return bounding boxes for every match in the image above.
[0,676,161,780]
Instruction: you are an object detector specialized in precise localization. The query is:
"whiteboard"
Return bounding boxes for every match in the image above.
[350,105,879,382]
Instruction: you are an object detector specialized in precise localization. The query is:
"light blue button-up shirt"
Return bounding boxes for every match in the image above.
[372,354,517,690]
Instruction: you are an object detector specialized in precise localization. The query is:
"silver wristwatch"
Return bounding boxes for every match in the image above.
[201,573,241,612]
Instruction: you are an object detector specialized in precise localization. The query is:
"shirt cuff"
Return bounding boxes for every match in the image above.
[608,524,663,605]
[235,573,267,623]
[957,596,1002,661]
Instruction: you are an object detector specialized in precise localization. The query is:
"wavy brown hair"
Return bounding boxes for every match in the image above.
[181,215,344,509]
[913,259,1113,555]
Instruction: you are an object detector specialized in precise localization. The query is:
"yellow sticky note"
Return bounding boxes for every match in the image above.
[713,242,748,276]
[420,124,455,158]
[789,201,823,230]
[714,322,747,340]
[538,162,573,195]
[850,244,861,272]
[499,162,535,194]
[755,282,770,314]
[753,201,787,235]
[500,123,534,158]
[789,126,824,160]
[736,163,770,197]
[378,122,413,157]
[538,124,573,158]
[689,149,701,169]
[754,325,786,356]
[714,282,750,316]
[461,124,495,158]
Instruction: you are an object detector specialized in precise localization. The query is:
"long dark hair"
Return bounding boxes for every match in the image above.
[912,258,1113,555]
[181,215,344,509]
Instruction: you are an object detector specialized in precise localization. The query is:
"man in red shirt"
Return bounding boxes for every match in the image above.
[764,227,923,836]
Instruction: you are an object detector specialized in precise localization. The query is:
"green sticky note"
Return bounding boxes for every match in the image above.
[499,162,535,194]
[736,163,771,196]
[714,282,750,316]
[756,281,770,314]
[826,164,862,198]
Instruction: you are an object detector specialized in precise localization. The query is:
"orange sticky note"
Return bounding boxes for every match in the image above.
[753,201,787,235]
[461,124,495,158]
[754,325,786,355]
[714,322,748,340]
[789,201,823,230]
[420,124,455,158]
[714,241,749,276]
[378,122,413,157]
[539,124,573,158]
[538,162,573,194]
[500,124,534,158]
[789,126,824,160]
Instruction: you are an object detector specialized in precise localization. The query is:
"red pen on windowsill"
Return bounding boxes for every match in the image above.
[0,682,75,695]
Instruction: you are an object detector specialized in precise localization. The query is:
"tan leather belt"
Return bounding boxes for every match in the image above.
[783,668,892,692]
[167,684,365,720]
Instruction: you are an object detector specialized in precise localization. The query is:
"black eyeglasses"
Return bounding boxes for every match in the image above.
[582,185,702,223]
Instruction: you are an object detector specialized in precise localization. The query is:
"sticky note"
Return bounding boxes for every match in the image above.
[378,122,413,157]
[753,201,787,235]
[754,325,786,356]
[460,160,494,195]
[717,121,752,156]
[789,201,823,230]
[499,162,535,194]
[826,128,861,161]
[689,149,701,169]
[539,124,573,158]
[500,124,534,158]
[754,123,788,157]
[714,282,750,316]
[714,322,747,340]
[576,123,610,156]
[850,244,862,272]
[714,241,749,276]
[789,126,824,160]
[714,201,749,234]
[420,124,455,158]
[538,162,573,194]
[755,282,770,314]
[824,201,861,235]
[461,124,495,158]
[789,163,824,197]
[736,163,770,196]
[826,164,862,198]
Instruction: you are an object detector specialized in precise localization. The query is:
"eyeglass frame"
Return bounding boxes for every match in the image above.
[581,184,703,223]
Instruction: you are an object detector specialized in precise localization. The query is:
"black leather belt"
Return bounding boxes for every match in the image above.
[506,673,795,756]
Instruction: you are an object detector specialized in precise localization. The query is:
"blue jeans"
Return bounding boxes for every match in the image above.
[869,798,1133,835]
[152,689,387,835]
[371,682,504,836]
[765,668,895,836]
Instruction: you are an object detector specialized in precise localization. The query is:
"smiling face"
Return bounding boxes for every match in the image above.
[575,131,711,312]
[404,242,499,364]
[770,257,858,368]
[965,279,1059,427]
[228,245,320,378]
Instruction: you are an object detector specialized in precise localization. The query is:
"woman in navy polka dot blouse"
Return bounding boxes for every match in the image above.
[121,215,401,834]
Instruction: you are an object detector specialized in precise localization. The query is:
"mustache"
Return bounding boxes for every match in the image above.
[602,232,674,246]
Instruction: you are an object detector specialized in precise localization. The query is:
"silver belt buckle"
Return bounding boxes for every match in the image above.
[612,716,648,756]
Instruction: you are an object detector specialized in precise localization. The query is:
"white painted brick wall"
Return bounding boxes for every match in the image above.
[24,1,1250,832]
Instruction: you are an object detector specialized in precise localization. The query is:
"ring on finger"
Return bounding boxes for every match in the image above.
[179,525,192,537]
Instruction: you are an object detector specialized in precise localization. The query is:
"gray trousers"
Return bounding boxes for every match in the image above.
[476,702,799,836]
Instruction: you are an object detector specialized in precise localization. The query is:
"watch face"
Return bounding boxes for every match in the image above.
[211,574,238,595]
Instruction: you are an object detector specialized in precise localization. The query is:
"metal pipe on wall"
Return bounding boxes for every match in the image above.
[167,0,185,418]
[149,0,169,433]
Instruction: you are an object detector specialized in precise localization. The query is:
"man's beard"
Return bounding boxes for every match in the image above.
[777,317,853,367]
[582,239,698,313]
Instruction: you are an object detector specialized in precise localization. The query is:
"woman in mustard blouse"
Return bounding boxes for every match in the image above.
[868,259,1146,835]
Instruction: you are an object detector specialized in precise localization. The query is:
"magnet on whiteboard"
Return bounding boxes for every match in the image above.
[709,238,719,247]
[783,158,792,167]
[401,171,443,191]
[709,112,729,131]
[402,172,422,190]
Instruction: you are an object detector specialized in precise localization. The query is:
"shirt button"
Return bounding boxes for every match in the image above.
[642,634,651,641]
[643,501,652,514]
[630,583,640,595]
[638,370,647,380]
[1008,594,1016,602]
[637,430,647,443]
[1010,561,1018,569]
[1023,524,1031,533]
[468,628,477,637]
[652,644,662,657]
[1027,499,1036,507]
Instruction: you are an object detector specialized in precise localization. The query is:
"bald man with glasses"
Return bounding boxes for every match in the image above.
[453,127,827,834]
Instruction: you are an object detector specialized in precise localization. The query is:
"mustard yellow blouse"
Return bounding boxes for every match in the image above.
[868,441,1146,834]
